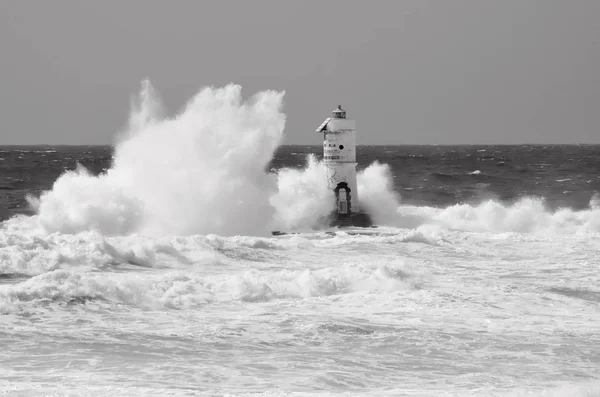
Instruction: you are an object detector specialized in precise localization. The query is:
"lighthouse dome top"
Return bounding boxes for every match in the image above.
[332,105,346,119]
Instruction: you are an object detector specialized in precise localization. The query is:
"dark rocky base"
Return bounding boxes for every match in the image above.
[271,212,375,236]
[329,212,373,228]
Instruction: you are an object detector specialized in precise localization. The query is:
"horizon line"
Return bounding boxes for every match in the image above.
[1,143,600,147]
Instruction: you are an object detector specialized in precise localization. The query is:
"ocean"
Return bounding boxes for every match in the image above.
[1,84,599,396]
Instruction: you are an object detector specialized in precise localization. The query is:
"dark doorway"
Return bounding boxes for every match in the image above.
[334,182,351,215]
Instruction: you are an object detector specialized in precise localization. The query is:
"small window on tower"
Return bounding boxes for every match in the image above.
[339,145,344,150]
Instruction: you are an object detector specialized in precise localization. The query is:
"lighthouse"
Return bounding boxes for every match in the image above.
[316,105,372,227]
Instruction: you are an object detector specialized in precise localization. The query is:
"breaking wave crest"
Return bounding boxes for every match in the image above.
[29,82,286,237]
[396,195,600,235]
[0,262,420,313]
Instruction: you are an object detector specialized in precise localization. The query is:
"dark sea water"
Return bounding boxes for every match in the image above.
[2,145,599,222]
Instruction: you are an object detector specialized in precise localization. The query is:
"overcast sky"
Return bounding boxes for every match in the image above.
[1,0,599,145]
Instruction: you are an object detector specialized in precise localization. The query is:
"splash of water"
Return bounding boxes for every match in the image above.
[269,154,333,231]
[357,161,401,225]
[354,162,600,234]
[426,196,600,234]
[385,195,600,235]
[31,82,287,237]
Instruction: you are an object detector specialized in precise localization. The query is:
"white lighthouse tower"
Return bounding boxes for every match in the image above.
[316,105,372,227]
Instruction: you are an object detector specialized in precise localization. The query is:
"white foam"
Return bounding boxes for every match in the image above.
[405,197,600,235]
[269,154,333,230]
[357,161,402,225]
[30,82,286,237]
[7,381,596,397]
[0,261,419,313]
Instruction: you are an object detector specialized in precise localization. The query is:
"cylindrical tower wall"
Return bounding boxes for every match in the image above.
[323,121,359,213]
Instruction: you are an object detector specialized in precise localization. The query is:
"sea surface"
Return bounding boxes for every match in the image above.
[1,144,600,396]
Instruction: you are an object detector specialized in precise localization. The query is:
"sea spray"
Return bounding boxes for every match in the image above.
[31,82,287,237]
[269,154,333,230]
[427,196,600,234]
[355,162,600,234]
[357,161,401,225]
[388,196,600,235]
[109,83,286,236]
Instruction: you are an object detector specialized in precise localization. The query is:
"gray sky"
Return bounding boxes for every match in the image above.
[1,0,599,145]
